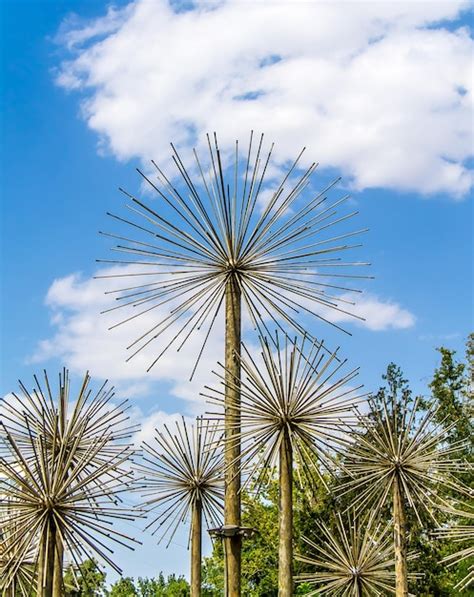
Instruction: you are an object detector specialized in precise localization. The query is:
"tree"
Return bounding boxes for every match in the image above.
[108,573,190,596]
[64,560,107,596]
[426,335,474,593]
[426,336,473,450]
[137,573,190,596]
[109,577,139,597]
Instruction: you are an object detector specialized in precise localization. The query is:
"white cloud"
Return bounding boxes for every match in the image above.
[130,407,192,446]
[324,292,416,331]
[317,293,416,332]
[55,0,473,197]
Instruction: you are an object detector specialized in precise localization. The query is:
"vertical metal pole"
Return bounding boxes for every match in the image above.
[52,534,63,597]
[37,518,55,597]
[393,475,408,597]
[191,498,202,597]
[278,428,293,597]
[224,275,241,596]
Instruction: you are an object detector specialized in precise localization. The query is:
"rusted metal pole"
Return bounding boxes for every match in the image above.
[278,428,293,597]
[191,498,202,597]
[224,275,241,596]
[393,475,408,597]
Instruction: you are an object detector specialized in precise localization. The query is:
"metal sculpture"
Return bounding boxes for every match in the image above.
[336,395,469,596]
[137,417,224,597]
[0,370,140,597]
[98,131,370,594]
[295,512,417,596]
[204,333,365,596]
[0,519,37,597]
[435,509,473,591]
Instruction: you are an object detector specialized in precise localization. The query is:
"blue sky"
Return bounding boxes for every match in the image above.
[1,0,473,583]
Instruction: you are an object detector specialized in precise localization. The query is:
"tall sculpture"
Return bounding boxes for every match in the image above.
[99,132,369,594]
[0,370,140,597]
[138,417,224,597]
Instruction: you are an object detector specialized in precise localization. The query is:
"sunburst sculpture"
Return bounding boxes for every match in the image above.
[435,509,474,591]
[1,369,139,469]
[204,333,365,596]
[295,512,409,596]
[0,518,37,597]
[0,370,141,597]
[98,131,370,592]
[137,417,224,597]
[336,394,470,595]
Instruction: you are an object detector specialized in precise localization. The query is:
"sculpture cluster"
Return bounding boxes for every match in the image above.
[1,135,471,596]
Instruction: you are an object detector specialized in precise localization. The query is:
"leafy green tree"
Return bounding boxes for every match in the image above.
[109,577,138,597]
[137,573,189,596]
[420,335,474,594]
[426,336,473,449]
[63,559,107,596]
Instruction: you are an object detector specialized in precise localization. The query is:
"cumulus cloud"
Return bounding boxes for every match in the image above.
[55,0,473,197]
[322,292,416,331]
[130,407,192,446]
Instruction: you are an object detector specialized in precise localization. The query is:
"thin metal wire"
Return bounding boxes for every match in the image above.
[0,517,37,597]
[434,508,474,590]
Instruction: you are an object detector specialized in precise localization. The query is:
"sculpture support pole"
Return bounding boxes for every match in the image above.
[38,518,56,597]
[393,475,408,597]
[224,275,241,596]
[191,498,202,597]
[52,533,63,597]
[278,428,293,597]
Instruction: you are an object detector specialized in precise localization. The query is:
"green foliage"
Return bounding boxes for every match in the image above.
[108,573,190,597]
[109,577,139,597]
[426,336,473,449]
[136,573,190,596]
[63,561,190,597]
[63,559,107,596]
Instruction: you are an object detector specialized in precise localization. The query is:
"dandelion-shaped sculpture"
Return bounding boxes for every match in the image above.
[98,132,370,592]
[138,417,224,597]
[0,370,141,597]
[295,512,405,596]
[336,395,469,596]
[0,518,37,597]
[204,333,365,596]
[435,510,474,591]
